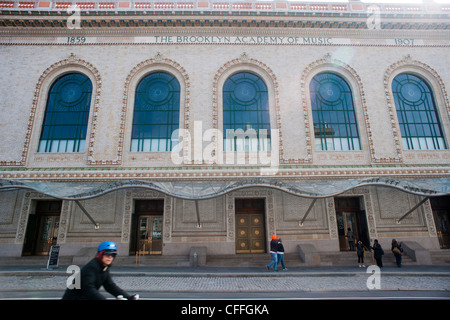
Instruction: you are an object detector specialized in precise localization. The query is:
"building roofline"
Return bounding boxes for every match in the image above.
[1,1,449,31]
[0,0,449,16]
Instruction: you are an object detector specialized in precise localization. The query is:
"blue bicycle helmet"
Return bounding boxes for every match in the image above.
[97,241,118,254]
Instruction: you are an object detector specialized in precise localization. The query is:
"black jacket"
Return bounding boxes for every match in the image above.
[277,241,285,253]
[371,243,384,259]
[62,258,131,300]
[269,239,278,253]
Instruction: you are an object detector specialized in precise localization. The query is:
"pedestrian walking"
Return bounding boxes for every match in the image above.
[371,239,384,268]
[276,238,287,271]
[391,239,403,267]
[266,234,278,272]
[356,240,365,268]
[346,228,355,251]
[62,241,139,300]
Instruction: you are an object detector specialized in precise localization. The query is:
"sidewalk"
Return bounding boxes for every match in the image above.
[0,265,449,294]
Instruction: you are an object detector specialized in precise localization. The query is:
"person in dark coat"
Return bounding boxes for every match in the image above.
[391,239,403,268]
[276,238,287,271]
[356,240,366,268]
[371,239,384,268]
[62,241,138,300]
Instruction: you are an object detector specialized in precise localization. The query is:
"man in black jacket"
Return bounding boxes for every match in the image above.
[62,241,137,300]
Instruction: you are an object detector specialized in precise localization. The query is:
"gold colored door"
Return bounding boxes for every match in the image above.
[235,199,266,254]
[335,197,368,252]
[236,213,265,253]
[336,212,358,251]
[35,215,60,255]
[137,215,163,255]
[434,210,450,249]
[430,197,450,249]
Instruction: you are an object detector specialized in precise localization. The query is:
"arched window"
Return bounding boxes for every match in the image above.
[131,72,180,152]
[223,72,270,151]
[38,73,92,153]
[392,73,447,150]
[310,72,361,151]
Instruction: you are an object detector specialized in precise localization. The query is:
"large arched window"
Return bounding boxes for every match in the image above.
[131,72,180,152]
[38,73,92,153]
[223,72,270,151]
[310,72,361,151]
[392,73,447,150]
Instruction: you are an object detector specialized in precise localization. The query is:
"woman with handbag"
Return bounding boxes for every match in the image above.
[391,239,403,268]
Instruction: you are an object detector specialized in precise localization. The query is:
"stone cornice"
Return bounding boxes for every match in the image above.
[0,0,449,16]
[1,164,449,181]
[1,24,448,40]
[1,16,448,31]
[1,1,449,31]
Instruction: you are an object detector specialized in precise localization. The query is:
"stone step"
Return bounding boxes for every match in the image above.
[115,255,191,267]
[0,256,73,266]
[205,253,304,267]
[1,251,448,268]
[430,250,450,265]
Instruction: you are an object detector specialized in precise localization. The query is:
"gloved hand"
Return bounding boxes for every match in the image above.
[117,294,139,300]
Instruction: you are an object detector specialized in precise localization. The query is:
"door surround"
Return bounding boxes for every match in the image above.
[226,190,275,254]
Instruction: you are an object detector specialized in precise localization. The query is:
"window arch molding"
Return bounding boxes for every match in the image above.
[24,53,101,167]
[212,53,282,163]
[384,55,450,159]
[301,55,372,163]
[120,55,189,166]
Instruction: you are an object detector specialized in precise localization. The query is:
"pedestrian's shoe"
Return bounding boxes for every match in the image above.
[266,266,270,271]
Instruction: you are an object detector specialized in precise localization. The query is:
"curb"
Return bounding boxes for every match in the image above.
[1,270,450,277]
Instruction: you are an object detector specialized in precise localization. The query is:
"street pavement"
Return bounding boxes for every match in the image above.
[1,264,447,319]
[0,264,449,298]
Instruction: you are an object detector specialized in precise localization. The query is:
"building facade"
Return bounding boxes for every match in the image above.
[0,0,449,264]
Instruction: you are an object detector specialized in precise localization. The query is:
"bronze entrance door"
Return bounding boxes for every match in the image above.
[336,211,358,251]
[335,197,370,251]
[35,215,60,255]
[431,196,450,249]
[235,199,266,254]
[136,215,163,255]
[23,200,62,256]
[130,200,164,255]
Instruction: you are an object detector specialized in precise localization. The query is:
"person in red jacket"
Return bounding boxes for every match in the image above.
[62,241,138,300]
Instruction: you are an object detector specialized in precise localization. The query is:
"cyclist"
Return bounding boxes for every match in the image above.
[62,241,138,300]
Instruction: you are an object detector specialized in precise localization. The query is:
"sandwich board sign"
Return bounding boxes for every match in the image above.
[47,245,60,269]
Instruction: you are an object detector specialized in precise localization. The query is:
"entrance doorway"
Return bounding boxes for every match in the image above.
[335,197,370,251]
[22,200,62,256]
[130,200,164,255]
[235,198,266,254]
[430,196,450,249]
